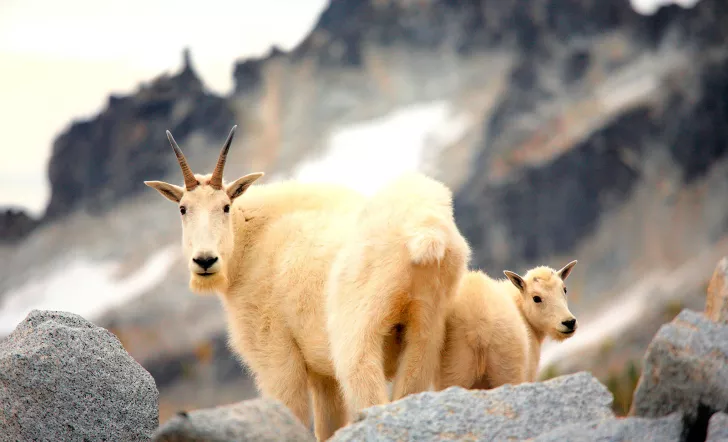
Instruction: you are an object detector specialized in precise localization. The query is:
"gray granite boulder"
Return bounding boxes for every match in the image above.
[0,310,158,441]
[532,412,684,441]
[706,412,728,442]
[630,309,728,434]
[330,371,614,441]
[152,398,315,442]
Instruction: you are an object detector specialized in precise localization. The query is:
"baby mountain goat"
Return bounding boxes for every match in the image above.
[435,260,578,391]
[145,126,471,440]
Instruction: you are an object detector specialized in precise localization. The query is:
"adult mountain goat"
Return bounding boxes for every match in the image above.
[145,126,471,440]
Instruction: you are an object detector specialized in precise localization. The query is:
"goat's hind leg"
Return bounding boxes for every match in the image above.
[434,321,481,391]
[391,297,446,400]
[309,372,347,441]
[328,300,389,418]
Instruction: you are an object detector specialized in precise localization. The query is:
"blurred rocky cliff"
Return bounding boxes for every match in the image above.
[0,209,39,244]
[44,50,237,221]
[2,0,728,423]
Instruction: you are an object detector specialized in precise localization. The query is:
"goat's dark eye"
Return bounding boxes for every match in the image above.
[533,296,542,303]
[179,206,186,215]
[564,287,568,294]
[223,204,230,213]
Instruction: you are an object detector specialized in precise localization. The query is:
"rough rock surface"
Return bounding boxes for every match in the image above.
[0,310,159,441]
[152,398,315,442]
[630,309,728,439]
[706,256,728,324]
[532,412,684,442]
[706,412,728,442]
[330,372,614,441]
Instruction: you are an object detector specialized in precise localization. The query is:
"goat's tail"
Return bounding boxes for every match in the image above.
[407,226,449,266]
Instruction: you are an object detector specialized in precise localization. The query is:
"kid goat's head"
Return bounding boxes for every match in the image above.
[503,260,578,341]
[144,126,264,293]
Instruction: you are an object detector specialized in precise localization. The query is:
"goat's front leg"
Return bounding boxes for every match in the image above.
[254,337,311,430]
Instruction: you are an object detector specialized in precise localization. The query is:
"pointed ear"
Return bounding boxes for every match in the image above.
[503,270,526,292]
[225,172,265,200]
[557,260,578,281]
[144,181,184,203]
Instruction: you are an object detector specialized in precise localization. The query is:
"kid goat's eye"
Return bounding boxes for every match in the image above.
[224,204,230,213]
[533,296,542,303]
[179,206,186,215]
[564,287,568,294]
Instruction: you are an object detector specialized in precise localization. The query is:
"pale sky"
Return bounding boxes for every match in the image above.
[0,0,326,215]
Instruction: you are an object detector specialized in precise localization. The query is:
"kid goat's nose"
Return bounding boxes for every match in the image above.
[193,255,218,270]
[562,318,577,330]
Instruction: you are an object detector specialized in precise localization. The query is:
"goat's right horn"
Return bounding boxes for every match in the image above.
[209,125,237,190]
[166,130,198,191]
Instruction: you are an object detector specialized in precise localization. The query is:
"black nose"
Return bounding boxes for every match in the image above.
[193,256,218,270]
[562,318,576,330]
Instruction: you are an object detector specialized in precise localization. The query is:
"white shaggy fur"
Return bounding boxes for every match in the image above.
[434,260,578,391]
[145,128,471,440]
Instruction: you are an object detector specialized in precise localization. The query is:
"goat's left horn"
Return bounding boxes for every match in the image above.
[209,125,237,190]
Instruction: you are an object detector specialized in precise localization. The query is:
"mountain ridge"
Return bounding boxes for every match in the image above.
[2,0,728,421]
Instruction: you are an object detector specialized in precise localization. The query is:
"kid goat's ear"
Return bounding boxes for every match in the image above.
[144,181,184,203]
[504,270,526,292]
[557,260,578,281]
[225,172,265,200]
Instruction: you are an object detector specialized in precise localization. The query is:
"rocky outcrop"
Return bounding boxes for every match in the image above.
[44,49,236,220]
[0,310,159,441]
[331,372,614,441]
[630,310,728,436]
[707,412,728,442]
[451,0,728,272]
[161,371,689,441]
[152,399,315,442]
[532,413,684,442]
[627,269,728,441]
[233,46,286,95]
[289,0,657,66]
[0,208,39,243]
